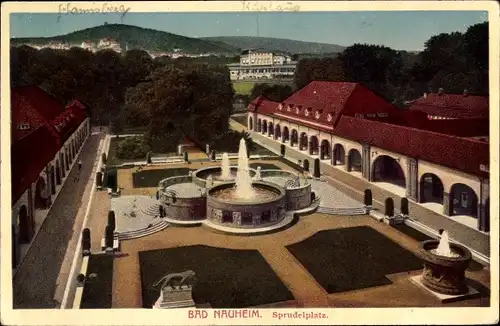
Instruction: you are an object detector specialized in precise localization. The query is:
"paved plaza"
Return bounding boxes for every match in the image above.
[13,133,103,308]
[112,213,490,308]
[110,196,162,233]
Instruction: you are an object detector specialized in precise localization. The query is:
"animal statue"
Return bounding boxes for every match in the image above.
[152,270,197,291]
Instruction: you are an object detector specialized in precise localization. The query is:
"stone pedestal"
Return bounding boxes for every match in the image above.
[153,285,196,309]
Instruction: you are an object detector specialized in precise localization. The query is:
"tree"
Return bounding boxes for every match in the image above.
[294,57,345,89]
[464,21,488,71]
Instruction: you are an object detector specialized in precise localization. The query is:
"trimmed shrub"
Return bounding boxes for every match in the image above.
[280,144,286,156]
[146,152,152,164]
[303,159,310,172]
[116,136,151,160]
[76,273,85,286]
[210,150,216,161]
[385,198,395,217]
[101,153,107,164]
[96,172,103,187]
[82,228,91,255]
[184,151,189,162]
[401,197,409,215]
[313,158,320,178]
[105,225,114,249]
[108,211,116,233]
[364,189,373,206]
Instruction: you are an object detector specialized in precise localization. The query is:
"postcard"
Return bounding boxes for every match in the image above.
[1,1,498,325]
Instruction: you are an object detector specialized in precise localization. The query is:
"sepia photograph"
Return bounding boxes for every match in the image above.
[1,1,498,325]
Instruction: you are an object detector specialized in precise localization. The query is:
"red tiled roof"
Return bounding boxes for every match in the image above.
[13,86,66,121]
[11,86,89,204]
[333,116,489,178]
[279,81,358,126]
[11,125,61,204]
[390,110,488,137]
[408,93,489,119]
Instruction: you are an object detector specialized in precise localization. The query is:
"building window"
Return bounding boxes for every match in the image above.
[327,113,333,122]
[17,123,31,130]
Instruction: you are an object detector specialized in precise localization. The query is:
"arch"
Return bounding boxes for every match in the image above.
[371,155,406,188]
[299,132,308,151]
[35,177,49,209]
[419,173,444,204]
[248,117,253,131]
[262,120,268,134]
[309,136,319,155]
[347,149,362,172]
[291,129,298,147]
[268,122,274,136]
[49,166,56,195]
[320,140,331,160]
[449,183,478,218]
[332,144,346,165]
[18,205,33,244]
[303,159,310,172]
[274,124,281,139]
[257,119,262,132]
[55,160,62,185]
[283,126,290,142]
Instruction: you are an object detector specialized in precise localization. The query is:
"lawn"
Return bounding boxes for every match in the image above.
[133,168,196,188]
[139,245,294,308]
[232,81,255,95]
[80,254,114,309]
[286,226,423,294]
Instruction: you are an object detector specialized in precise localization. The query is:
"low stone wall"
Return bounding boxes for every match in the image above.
[158,175,206,221]
[286,183,312,210]
[259,169,311,211]
[206,181,287,229]
[164,196,207,221]
[159,175,193,189]
[260,169,298,179]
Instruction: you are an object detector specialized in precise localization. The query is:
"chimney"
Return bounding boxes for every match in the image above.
[438,88,444,96]
[463,89,469,97]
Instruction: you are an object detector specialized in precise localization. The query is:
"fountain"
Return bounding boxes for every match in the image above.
[415,230,472,295]
[220,153,232,180]
[432,231,459,258]
[233,138,256,199]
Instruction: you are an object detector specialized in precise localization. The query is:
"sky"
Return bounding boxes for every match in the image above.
[10,11,488,51]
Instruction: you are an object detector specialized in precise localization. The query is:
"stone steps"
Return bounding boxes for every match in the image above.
[316,206,367,216]
[117,220,169,240]
[141,204,160,217]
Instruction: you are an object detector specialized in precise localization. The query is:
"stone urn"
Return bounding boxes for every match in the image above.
[416,240,472,295]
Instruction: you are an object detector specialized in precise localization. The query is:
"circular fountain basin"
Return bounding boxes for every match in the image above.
[192,166,257,187]
[206,181,287,229]
[416,240,472,295]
